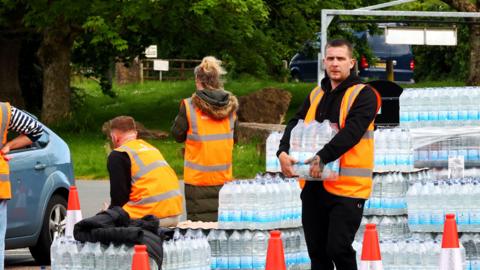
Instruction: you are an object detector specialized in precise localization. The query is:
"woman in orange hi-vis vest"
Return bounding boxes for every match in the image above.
[171,56,238,222]
[0,103,44,269]
[277,40,381,270]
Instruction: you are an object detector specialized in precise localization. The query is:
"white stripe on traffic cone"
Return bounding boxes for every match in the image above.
[65,186,82,238]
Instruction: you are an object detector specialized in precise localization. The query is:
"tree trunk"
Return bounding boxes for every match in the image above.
[467,23,480,85]
[0,38,25,108]
[38,28,74,125]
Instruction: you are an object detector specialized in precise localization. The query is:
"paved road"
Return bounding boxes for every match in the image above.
[5,179,187,269]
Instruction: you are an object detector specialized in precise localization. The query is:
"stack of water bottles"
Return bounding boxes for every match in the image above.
[400,87,480,128]
[218,174,302,230]
[414,134,480,168]
[461,233,480,270]
[354,233,466,270]
[50,236,136,270]
[374,128,414,172]
[266,131,284,172]
[162,228,211,270]
[289,120,340,180]
[407,177,480,232]
[357,216,409,242]
[207,228,310,270]
[364,172,409,215]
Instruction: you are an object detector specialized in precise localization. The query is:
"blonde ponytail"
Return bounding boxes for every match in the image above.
[194,56,226,90]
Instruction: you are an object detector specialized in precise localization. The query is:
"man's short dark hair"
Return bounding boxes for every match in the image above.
[326,39,353,58]
[109,116,137,132]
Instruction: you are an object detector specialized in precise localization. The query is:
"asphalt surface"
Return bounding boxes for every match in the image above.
[5,179,187,269]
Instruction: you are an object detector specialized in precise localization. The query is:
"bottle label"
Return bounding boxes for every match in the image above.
[448,111,459,121]
[252,256,265,269]
[468,150,479,161]
[470,211,480,225]
[419,112,428,121]
[210,257,217,269]
[468,110,479,120]
[431,211,444,225]
[459,110,468,121]
[438,111,448,121]
[217,257,228,269]
[229,256,241,269]
[428,111,439,121]
[457,211,469,225]
[418,211,431,225]
[408,211,419,225]
[241,257,253,269]
[231,210,241,222]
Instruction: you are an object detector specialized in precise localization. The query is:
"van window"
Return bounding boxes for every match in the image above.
[367,35,411,57]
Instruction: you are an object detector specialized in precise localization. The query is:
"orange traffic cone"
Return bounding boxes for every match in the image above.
[265,230,287,270]
[439,213,463,270]
[132,245,151,270]
[360,224,384,270]
[65,186,82,238]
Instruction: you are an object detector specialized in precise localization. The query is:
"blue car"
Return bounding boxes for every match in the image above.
[289,31,415,83]
[6,122,74,264]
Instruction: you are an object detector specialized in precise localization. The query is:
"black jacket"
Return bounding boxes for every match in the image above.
[277,73,379,164]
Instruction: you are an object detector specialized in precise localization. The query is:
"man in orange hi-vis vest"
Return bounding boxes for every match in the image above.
[107,116,182,227]
[172,56,238,222]
[277,39,381,270]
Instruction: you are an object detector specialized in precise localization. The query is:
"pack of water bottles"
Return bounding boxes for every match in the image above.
[400,87,480,128]
[162,228,211,270]
[461,233,480,270]
[207,228,310,270]
[412,129,480,168]
[374,128,414,172]
[357,216,409,242]
[354,233,467,270]
[407,178,480,232]
[218,174,302,230]
[287,119,339,180]
[50,236,136,270]
[365,172,410,215]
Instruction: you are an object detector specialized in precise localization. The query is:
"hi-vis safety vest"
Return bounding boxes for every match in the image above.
[183,98,235,186]
[116,139,182,219]
[304,84,381,199]
[0,102,12,200]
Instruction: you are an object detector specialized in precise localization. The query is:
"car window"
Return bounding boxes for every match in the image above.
[7,130,50,154]
[367,34,411,56]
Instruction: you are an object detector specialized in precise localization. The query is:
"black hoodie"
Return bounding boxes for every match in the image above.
[277,73,379,164]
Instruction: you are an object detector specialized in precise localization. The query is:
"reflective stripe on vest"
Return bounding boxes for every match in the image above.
[303,84,381,199]
[0,102,11,199]
[183,97,234,186]
[116,140,182,219]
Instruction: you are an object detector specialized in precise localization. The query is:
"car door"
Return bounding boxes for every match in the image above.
[6,131,51,238]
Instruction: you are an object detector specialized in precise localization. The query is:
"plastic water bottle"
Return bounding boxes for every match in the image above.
[217,230,229,270]
[219,182,234,229]
[240,230,253,270]
[252,231,268,270]
[79,242,95,270]
[104,243,118,269]
[228,231,242,270]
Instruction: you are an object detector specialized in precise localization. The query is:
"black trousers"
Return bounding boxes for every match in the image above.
[301,181,365,270]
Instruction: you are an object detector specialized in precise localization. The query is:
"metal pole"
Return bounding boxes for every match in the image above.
[356,0,416,11]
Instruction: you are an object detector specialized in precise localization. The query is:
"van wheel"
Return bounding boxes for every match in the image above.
[29,194,67,265]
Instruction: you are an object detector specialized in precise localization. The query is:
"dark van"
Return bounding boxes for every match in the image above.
[289,31,415,83]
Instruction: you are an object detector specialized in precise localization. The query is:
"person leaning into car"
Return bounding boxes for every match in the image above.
[277,39,381,270]
[107,115,183,227]
[0,103,44,270]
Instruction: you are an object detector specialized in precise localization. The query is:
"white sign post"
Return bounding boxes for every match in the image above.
[153,60,169,81]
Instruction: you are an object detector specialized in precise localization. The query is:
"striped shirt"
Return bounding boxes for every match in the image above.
[8,106,44,142]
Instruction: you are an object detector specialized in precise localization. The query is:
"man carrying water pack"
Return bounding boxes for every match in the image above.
[277,39,381,270]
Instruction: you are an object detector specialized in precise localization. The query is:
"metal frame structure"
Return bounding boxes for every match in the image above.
[318,1,480,83]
